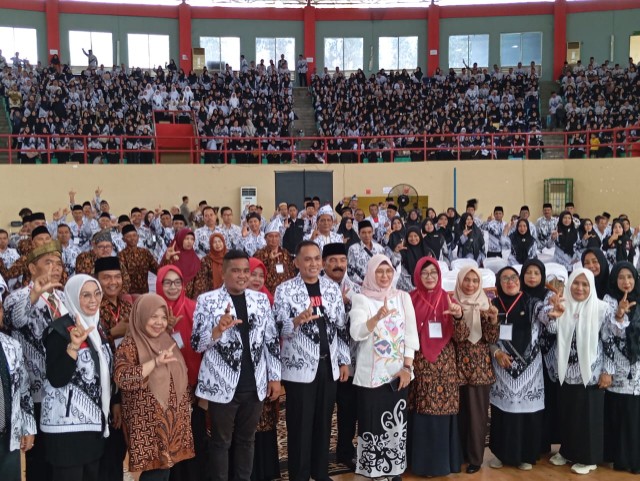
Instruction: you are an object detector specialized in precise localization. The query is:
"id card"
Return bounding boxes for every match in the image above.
[499,324,513,341]
[428,322,443,338]
[73,237,80,245]
[172,332,184,349]
[275,264,285,274]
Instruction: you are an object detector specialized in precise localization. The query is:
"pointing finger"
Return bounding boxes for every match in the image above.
[384,296,388,309]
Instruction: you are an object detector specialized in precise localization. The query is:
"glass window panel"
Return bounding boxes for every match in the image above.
[276,37,295,70]
[343,38,363,71]
[522,32,542,65]
[0,27,14,58]
[501,33,522,66]
[69,31,91,66]
[220,37,240,71]
[91,31,113,67]
[324,37,343,71]
[148,34,169,69]
[127,33,150,69]
[468,34,489,67]
[448,35,469,69]
[256,37,274,65]
[378,37,397,71]
[13,28,38,64]
[398,36,418,70]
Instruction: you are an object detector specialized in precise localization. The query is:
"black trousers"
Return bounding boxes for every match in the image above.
[209,390,263,481]
[283,358,337,481]
[336,376,357,463]
[52,458,100,481]
[99,426,126,481]
[140,469,170,481]
[0,433,20,481]
[26,403,52,481]
[170,405,210,481]
[486,252,502,258]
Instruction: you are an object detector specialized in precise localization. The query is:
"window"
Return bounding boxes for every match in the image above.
[68,31,113,67]
[255,37,295,71]
[0,27,38,64]
[500,32,542,66]
[127,33,169,70]
[379,36,418,71]
[448,34,489,69]
[324,38,363,71]
[200,37,240,71]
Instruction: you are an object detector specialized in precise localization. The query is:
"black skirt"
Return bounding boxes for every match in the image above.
[558,383,604,465]
[603,391,640,472]
[489,405,542,466]
[355,384,408,477]
[540,366,561,453]
[409,413,462,477]
[43,431,104,467]
[251,430,280,481]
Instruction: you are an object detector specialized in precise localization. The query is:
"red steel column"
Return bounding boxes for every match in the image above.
[427,2,440,76]
[46,0,60,62]
[553,0,567,79]
[178,0,192,73]
[304,5,316,81]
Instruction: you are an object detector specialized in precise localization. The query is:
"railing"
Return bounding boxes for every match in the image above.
[0,127,638,165]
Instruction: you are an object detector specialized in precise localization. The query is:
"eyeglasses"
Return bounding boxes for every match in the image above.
[500,275,519,283]
[420,270,439,279]
[162,279,183,288]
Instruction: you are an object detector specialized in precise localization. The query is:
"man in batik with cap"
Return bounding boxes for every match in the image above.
[75,229,131,293]
[254,220,296,294]
[117,224,158,295]
[303,205,343,251]
[3,240,68,481]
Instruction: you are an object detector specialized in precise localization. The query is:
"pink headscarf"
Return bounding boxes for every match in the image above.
[360,254,399,301]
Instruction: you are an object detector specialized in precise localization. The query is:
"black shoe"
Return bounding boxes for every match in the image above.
[466,464,481,474]
[390,476,402,481]
[336,457,356,471]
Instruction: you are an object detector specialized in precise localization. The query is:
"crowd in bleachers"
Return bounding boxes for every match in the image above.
[549,56,640,158]
[0,51,297,164]
[308,62,543,162]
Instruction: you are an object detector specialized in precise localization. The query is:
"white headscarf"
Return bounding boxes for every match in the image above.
[557,268,607,386]
[63,274,111,437]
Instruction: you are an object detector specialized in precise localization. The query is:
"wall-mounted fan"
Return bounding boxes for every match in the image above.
[387,184,419,219]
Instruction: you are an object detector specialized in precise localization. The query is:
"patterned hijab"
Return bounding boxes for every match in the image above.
[454,266,490,344]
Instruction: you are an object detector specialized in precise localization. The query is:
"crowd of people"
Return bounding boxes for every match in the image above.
[2,187,640,481]
[0,50,297,164]
[549,56,640,158]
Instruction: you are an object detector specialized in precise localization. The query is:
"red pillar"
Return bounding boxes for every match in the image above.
[45,0,60,63]
[427,3,440,77]
[303,5,316,81]
[178,0,192,73]
[553,0,567,79]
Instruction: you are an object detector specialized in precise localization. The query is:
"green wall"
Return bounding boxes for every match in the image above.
[191,19,304,68]
[0,9,47,64]
[59,13,179,67]
[440,15,554,80]
[567,9,640,65]
[316,19,428,74]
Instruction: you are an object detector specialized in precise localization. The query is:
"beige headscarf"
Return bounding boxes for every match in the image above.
[454,266,490,344]
[128,294,188,408]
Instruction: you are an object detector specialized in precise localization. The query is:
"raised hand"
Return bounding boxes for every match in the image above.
[30,265,63,304]
[165,245,179,261]
[167,306,183,329]
[548,294,566,319]
[444,295,463,319]
[394,240,406,253]
[375,297,398,321]
[294,302,320,327]
[617,291,637,319]
[155,344,178,365]
[269,249,282,260]
[95,186,103,197]
[69,314,95,347]
[69,189,76,201]
[242,225,250,237]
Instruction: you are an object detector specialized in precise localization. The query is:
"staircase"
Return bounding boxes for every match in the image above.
[0,103,10,164]
[292,87,318,153]
[539,80,559,128]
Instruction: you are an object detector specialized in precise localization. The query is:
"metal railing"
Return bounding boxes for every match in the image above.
[0,126,638,165]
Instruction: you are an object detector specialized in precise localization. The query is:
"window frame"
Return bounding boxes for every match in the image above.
[499,31,543,67]
[447,34,489,70]
[323,37,364,72]
[378,36,419,71]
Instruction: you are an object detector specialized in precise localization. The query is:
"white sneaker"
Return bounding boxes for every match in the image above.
[518,463,533,471]
[549,452,568,466]
[489,458,503,469]
[571,464,597,475]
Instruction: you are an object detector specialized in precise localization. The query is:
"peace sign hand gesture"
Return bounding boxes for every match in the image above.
[167,306,183,330]
[444,295,462,319]
[617,291,637,320]
[294,303,320,328]
[213,303,242,340]
[548,294,566,319]
[165,245,179,261]
[69,314,95,349]
[30,265,63,305]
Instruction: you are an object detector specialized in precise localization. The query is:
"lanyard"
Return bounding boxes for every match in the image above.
[421,291,442,326]
[106,303,121,324]
[498,292,523,324]
[41,293,61,318]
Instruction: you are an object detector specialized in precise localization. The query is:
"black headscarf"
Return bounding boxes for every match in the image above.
[578,219,601,250]
[494,266,532,358]
[457,213,484,260]
[388,216,406,252]
[406,209,422,228]
[401,226,434,283]
[338,218,359,249]
[581,248,609,299]
[520,259,548,301]
[421,218,445,260]
[604,219,635,264]
[608,262,640,364]
[510,219,536,264]
[556,210,578,256]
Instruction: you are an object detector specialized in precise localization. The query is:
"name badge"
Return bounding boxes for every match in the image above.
[73,238,80,245]
[428,322,443,338]
[172,332,184,349]
[275,264,285,274]
[114,337,124,349]
[499,324,513,341]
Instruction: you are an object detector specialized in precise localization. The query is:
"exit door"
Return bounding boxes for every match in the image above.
[275,171,333,209]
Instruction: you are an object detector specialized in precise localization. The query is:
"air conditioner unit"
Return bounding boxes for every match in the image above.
[240,186,258,211]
